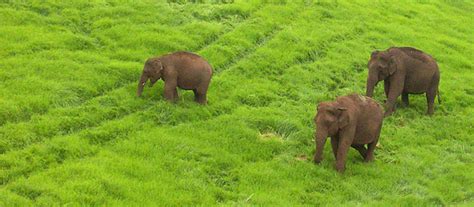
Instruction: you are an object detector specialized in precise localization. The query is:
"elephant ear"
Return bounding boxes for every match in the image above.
[388,55,398,75]
[150,59,164,75]
[371,50,379,58]
[337,107,349,129]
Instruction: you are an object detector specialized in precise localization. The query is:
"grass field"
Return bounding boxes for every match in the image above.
[0,0,473,205]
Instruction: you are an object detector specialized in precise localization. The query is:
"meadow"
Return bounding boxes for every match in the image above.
[0,0,473,205]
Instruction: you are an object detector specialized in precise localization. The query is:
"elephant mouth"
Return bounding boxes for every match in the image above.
[149,79,159,87]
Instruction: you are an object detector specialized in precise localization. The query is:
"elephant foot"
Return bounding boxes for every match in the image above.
[313,156,322,164]
[364,156,374,162]
[166,99,178,104]
[426,110,434,116]
[195,99,207,105]
[335,164,345,173]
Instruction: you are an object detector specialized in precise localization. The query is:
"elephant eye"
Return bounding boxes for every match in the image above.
[379,68,385,75]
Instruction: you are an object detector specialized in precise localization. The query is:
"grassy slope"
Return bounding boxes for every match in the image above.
[0,0,473,205]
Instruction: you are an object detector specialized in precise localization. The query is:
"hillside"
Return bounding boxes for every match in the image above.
[0,0,473,205]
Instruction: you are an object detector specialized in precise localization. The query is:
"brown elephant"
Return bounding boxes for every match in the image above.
[313,94,384,173]
[366,47,440,116]
[137,51,213,104]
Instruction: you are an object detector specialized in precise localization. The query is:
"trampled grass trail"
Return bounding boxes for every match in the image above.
[0,1,473,205]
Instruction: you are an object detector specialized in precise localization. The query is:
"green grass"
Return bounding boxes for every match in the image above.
[0,0,473,205]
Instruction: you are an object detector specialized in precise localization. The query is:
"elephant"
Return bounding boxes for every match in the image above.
[313,94,384,173]
[137,51,213,104]
[366,47,441,116]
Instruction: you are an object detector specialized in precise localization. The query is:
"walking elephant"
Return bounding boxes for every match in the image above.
[137,51,213,104]
[366,47,440,116]
[314,94,384,173]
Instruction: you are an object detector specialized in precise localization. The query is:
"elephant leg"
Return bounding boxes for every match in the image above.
[330,137,339,160]
[173,88,178,100]
[385,95,398,117]
[194,85,209,105]
[195,91,207,104]
[426,88,436,115]
[384,77,404,116]
[351,144,367,159]
[365,140,378,162]
[384,80,390,101]
[164,80,178,102]
[193,89,199,102]
[402,92,409,107]
[335,128,355,172]
[426,75,439,115]
[335,140,351,172]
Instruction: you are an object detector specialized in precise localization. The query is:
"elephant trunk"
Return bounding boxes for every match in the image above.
[137,73,148,97]
[366,75,378,97]
[314,129,328,164]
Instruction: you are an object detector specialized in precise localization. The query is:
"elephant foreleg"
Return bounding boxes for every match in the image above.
[385,76,404,116]
[330,137,339,160]
[164,80,178,102]
[384,80,390,100]
[335,128,355,172]
[173,88,178,101]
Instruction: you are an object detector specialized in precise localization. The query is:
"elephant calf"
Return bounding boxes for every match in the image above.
[366,47,441,116]
[314,94,384,173]
[137,51,213,104]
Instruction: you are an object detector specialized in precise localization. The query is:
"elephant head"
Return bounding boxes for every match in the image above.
[366,50,398,97]
[137,58,163,97]
[313,102,349,163]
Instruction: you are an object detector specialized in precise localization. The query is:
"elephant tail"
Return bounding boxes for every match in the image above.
[437,90,442,104]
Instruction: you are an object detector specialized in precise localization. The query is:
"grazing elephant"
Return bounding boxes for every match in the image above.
[137,51,213,104]
[366,47,441,116]
[313,94,384,173]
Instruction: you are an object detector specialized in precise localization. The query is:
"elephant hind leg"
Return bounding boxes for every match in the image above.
[426,71,440,115]
[351,144,367,160]
[365,140,378,162]
[193,87,208,104]
[426,81,438,115]
[426,90,436,115]
[193,89,199,101]
[402,92,409,107]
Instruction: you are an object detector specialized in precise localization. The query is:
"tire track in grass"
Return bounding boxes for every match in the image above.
[0,27,284,189]
[0,20,244,128]
[0,4,302,183]
[0,16,242,128]
[0,55,141,126]
[1,5,368,196]
[0,111,246,203]
[0,2,360,191]
[0,1,268,128]
[0,5,303,188]
[0,1,267,127]
[0,4,272,154]
[0,25,362,196]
